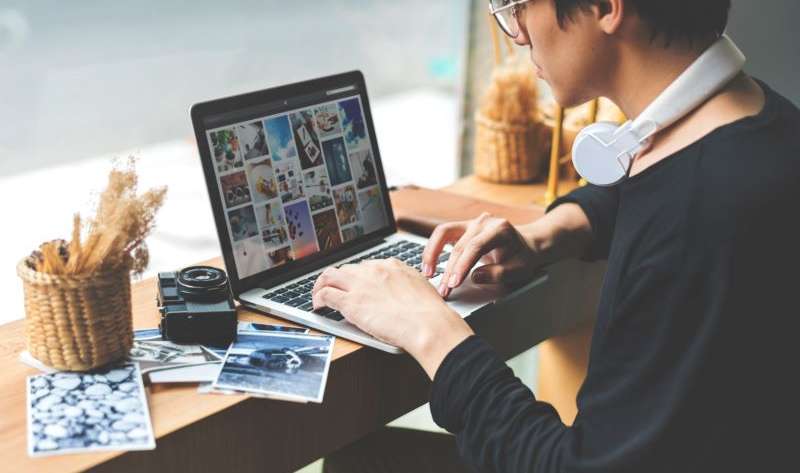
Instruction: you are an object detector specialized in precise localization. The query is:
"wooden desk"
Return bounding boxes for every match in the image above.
[0,182,601,472]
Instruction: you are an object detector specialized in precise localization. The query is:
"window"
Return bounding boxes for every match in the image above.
[0,1,467,325]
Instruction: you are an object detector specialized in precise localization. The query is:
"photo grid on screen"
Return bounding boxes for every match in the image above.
[207,95,389,280]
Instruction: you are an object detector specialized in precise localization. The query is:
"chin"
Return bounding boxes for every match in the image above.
[550,85,591,109]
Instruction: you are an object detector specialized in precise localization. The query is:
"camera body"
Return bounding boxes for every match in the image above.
[157,266,237,346]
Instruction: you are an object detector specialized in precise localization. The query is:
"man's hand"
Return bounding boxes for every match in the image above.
[311,259,473,378]
[422,213,545,299]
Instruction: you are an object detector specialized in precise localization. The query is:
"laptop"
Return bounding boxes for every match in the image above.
[191,71,506,353]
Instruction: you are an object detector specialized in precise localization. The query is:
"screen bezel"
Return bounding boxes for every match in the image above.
[190,70,397,296]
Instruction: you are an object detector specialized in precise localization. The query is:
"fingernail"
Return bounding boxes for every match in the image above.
[438,282,446,297]
[448,274,460,288]
[422,263,432,277]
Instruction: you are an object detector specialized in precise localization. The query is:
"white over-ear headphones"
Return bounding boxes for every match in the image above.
[571,35,746,186]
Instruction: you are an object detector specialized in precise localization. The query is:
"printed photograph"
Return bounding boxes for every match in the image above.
[358,187,389,234]
[338,97,369,151]
[264,115,298,162]
[27,363,155,457]
[341,224,364,243]
[313,103,343,139]
[275,158,305,203]
[246,158,278,203]
[129,340,221,366]
[289,110,323,169]
[233,236,269,278]
[204,323,310,360]
[349,149,378,189]
[312,209,342,252]
[323,137,352,186]
[303,167,334,212]
[266,245,293,268]
[255,201,289,251]
[210,128,243,173]
[133,328,162,341]
[284,200,319,259]
[238,322,309,334]
[333,185,360,226]
[213,332,334,403]
[220,171,252,208]
[228,205,259,241]
[236,120,269,160]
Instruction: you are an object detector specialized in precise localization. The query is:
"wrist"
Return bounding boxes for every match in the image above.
[519,220,558,265]
[410,308,474,379]
[522,203,591,264]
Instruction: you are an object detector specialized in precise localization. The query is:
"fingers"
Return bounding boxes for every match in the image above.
[446,230,505,287]
[421,222,466,278]
[312,260,402,312]
[470,263,512,285]
[471,258,532,286]
[312,286,347,311]
[438,214,493,298]
[313,266,354,294]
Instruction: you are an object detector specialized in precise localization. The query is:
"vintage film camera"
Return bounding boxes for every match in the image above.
[156,266,237,345]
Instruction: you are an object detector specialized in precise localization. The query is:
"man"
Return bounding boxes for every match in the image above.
[316,0,800,471]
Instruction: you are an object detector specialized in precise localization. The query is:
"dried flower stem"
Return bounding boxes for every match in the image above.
[27,156,166,277]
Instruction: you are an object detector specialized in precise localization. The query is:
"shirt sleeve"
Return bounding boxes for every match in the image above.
[546,184,619,261]
[430,336,579,473]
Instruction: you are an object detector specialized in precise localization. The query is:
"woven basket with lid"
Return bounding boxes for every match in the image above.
[17,260,134,371]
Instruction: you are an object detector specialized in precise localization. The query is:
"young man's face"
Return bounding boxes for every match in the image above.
[513,0,612,107]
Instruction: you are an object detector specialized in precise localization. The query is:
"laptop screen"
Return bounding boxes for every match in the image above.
[196,73,393,286]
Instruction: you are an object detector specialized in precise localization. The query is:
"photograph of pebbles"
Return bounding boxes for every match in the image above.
[26,362,155,457]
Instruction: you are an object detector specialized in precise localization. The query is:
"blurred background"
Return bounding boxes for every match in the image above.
[0,0,470,326]
[0,4,475,469]
[2,0,797,323]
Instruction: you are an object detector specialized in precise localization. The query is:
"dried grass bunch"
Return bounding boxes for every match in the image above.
[478,58,541,125]
[25,157,167,276]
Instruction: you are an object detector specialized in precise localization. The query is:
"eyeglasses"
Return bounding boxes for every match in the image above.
[488,0,531,38]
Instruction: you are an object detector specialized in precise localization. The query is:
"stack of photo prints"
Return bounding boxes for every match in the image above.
[208,96,389,280]
[22,322,335,457]
[132,323,334,404]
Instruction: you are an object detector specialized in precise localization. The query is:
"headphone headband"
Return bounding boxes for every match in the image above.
[630,35,746,138]
[571,35,746,186]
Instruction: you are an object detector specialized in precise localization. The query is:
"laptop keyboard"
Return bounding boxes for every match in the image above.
[260,240,449,322]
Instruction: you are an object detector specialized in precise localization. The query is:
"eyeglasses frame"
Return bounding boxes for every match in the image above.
[488,0,533,38]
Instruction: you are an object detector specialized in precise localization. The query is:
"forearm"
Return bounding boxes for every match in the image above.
[431,336,577,473]
[519,202,593,266]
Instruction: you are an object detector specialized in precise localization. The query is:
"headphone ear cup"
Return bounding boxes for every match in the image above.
[572,122,629,187]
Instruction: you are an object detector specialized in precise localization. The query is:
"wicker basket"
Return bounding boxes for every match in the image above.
[474,112,549,183]
[17,260,134,371]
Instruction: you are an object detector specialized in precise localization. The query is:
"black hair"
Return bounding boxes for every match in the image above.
[553,0,731,46]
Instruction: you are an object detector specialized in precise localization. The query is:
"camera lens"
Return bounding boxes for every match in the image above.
[176,266,230,302]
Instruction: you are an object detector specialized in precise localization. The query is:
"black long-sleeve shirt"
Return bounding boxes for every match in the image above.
[430,81,800,472]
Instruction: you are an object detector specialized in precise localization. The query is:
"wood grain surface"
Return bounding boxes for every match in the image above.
[0,181,600,472]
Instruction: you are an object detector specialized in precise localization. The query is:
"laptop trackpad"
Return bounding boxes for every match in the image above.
[440,276,502,317]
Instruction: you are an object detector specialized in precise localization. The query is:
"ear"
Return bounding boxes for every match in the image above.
[594,0,625,35]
